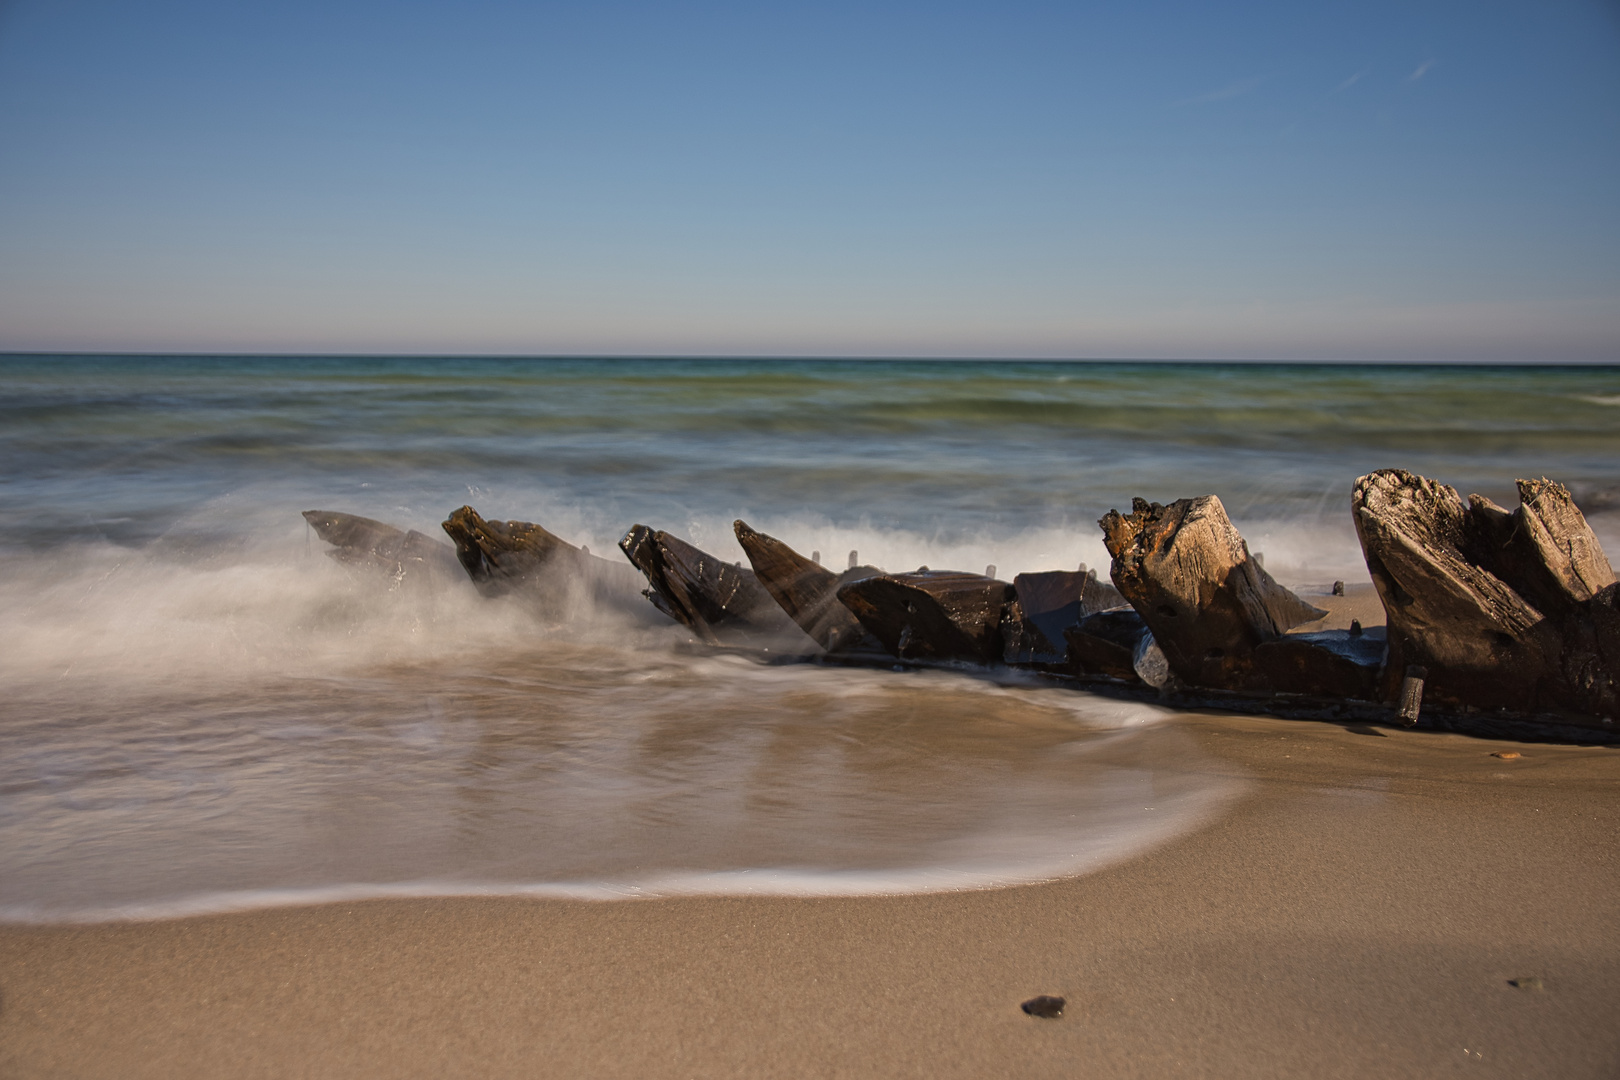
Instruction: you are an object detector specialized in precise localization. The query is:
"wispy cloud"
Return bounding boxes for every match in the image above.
[1335,71,1364,92]
[1174,76,1263,107]
[1408,58,1436,81]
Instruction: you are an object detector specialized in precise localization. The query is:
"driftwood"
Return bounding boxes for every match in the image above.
[1251,628,1385,701]
[619,525,807,647]
[1064,609,1150,682]
[1353,470,1617,716]
[1100,496,1327,691]
[837,570,1016,665]
[299,466,1620,735]
[1395,664,1427,725]
[732,521,883,654]
[441,506,648,616]
[1470,478,1616,616]
[1001,569,1125,664]
[1579,585,1620,719]
[303,510,461,584]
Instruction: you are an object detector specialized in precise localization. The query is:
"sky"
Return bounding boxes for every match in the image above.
[0,0,1616,360]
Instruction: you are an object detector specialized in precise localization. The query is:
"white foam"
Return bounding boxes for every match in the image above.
[0,493,1293,926]
[0,629,1238,925]
[0,491,1373,694]
[0,768,1239,924]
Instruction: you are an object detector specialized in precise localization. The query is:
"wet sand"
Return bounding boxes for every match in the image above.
[2,711,1616,1079]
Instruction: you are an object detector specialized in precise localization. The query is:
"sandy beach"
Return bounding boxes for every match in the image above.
[5,0,1619,1065]
[3,710,1615,1080]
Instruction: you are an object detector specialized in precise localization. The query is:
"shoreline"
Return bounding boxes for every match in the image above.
[4,711,1616,1078]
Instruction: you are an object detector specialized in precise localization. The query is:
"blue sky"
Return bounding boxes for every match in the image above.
[0,0,1616,359]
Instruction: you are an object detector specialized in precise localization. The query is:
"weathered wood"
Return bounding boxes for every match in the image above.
[1518,477,1615,597]
[1396,664,1427,725]
[1251,629,1384,701]
[619,525,807,646]
[1574,583,1620,718]
[1509,481,1618,720]
[732,521,882,653]
[444,506,582,594]
[303,510,461,584]
[441,506,648,619]
[837,570,1016,664]
[1099,495,1325,689]
[1351,470,1565,712]
[1003,569,1126,664]
[1063,609,1150,682]
[1466,478,1616,618]
[300,474,1618,733]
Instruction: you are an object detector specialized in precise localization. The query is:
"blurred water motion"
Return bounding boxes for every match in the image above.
[1,356,1615,919]
[0,643,1233,920]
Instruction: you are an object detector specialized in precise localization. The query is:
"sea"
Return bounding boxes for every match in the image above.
[3,355,1618,922]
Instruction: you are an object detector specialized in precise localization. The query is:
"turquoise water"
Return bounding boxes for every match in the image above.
[2,356,1617,920]
[6,356,1619,552]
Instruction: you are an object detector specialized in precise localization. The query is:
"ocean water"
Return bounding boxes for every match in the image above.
[3,355,1618,922]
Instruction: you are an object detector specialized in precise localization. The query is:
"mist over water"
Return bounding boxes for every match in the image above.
[3,356,1618,921]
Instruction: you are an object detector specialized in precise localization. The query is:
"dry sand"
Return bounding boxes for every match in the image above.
[2,711,1616,1079]
[1288,582,1386,633]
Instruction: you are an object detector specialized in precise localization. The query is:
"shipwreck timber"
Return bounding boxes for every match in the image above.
[300,467,1620,741]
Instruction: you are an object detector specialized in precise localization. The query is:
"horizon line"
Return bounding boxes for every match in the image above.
[2,350,1617,368]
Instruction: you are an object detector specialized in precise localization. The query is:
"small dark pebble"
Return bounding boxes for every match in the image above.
[1021,995,1066,1018]
[1508,977,1544,991]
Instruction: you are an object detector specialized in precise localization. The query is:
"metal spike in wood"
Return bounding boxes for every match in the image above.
[1397,664,1428,726]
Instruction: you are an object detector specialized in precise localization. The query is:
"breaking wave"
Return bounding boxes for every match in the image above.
[4,356,1616,923]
